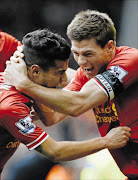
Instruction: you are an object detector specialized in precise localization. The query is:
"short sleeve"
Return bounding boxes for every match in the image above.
[64,67,89,91]
[93,47,138,100]
[0,100,49,150]
[107,47,138,88]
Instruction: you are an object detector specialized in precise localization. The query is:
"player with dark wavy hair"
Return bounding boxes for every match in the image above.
[0,29,131,179]
[5,10,138,180]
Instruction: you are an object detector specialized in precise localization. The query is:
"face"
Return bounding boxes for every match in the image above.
[71,38,114,79]
[28,59,69,88]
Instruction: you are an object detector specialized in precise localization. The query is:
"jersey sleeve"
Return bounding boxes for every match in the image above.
[93,48,138,100]
[0,31,22,72]
[0,97,49,150]
[64,67,89,91]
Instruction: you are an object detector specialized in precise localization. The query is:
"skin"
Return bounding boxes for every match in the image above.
[5,38,115,116]
[35,127,131,162]
[3,43,131,162]
[27,59,69,88]
[71,38,115,79]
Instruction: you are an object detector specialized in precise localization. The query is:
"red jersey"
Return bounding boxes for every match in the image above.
[0,73,49,175]
[65,46,138,178]
[0,30,21,72]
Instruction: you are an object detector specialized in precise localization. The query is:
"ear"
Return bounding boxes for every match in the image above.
[30,65,41,76]
[106,40,115,53]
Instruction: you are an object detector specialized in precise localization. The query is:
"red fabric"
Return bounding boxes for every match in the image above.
[0,74,48,175]
[0,31,22,72]
[65,46,138,178]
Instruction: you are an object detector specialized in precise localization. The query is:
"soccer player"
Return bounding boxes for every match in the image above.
[0,29,76,86]
[0,29,131,179]
[5,10,138,180]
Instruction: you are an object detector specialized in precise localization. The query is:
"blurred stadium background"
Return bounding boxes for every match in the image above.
[1,0,137,179]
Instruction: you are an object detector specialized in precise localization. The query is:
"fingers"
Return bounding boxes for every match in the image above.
[10,56,20,63]
[116,126,131,134]
[6,60,11,66]
[119,126,131,139]
[125,131,131,138]
[125,136,129,142]
[9,56,25,66]
[18,57,26,65]
[6,60,17,67]
[13,50,24,59]
[119,126,131,145]
[9,46,24,63]
[121,126,131,137]
[121,126,131,132]
[106,126,132,149]
[17,45,23,52]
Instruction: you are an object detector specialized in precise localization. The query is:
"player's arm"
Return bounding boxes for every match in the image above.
[4,58,108,116]
[5,72,107,116]
[33,101,67,126]
[4,47,121,117]
[37,110,67,126]
[35,126,131,162]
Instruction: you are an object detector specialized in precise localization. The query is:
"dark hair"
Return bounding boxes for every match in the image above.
[67,10,116,48]
[22,29,71,71]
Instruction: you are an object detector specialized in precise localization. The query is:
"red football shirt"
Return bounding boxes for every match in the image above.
[0,31,21,72]
[64,46,138,178]
[0,73,49,175]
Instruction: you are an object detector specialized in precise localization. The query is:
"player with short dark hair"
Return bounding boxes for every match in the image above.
[0,29,131,179]
[5,10,138,180]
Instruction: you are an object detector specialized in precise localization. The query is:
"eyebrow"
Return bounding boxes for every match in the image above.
[58,70,66,73]
[84,50,96,54]
[72,48,94,52]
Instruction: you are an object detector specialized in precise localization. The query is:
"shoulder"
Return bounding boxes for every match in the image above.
[107,46,138,83]
[1,89,31,115]
[0,31,20,43]
[0,31,22,52]
[110,46,138,66]
[64,67,89,91]
[74,67,89,83]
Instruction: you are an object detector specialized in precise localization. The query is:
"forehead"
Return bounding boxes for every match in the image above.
[71,38,100,52]
[52,59,69,71]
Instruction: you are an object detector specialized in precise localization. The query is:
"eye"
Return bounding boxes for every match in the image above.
[84,53,93,57]
[58,70,65,75]
[73,51,79,56]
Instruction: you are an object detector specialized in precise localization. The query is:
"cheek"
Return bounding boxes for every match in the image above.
[50,76,60,85]
[73,54,78,62]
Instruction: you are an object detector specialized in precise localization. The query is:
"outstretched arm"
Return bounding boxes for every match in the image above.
[4,57,107,116]
[35,126,131,162]
[22,78,107,116]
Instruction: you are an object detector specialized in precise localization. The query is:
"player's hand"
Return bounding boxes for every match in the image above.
[104,126,131,149]
[7,46,24,65]
[4,49,29,90]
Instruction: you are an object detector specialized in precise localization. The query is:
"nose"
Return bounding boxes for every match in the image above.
[77,56,87,66]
